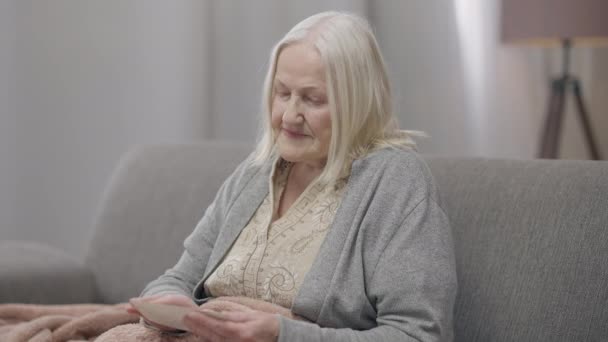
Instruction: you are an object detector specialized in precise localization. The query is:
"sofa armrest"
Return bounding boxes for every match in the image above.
[0,240,100,304]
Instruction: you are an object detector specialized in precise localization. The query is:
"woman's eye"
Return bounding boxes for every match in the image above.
[305,96,323,105]
[278,92,290,99]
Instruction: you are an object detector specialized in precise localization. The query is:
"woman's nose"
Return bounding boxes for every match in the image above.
[283,97,304,123]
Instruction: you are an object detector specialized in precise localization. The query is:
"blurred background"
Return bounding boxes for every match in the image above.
[1,0,606,257]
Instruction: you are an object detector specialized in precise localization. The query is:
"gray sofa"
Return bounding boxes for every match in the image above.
[1,141,607,341]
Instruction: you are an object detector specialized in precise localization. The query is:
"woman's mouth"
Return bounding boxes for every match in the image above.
[282,128,307,139]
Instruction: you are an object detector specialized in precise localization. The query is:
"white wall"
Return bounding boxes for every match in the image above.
[370,0,555,158]
[589,49,608,159]
[370,1,474,156]
[373,0,608,159]
[482,0,548,158]
[0,0,18,238]
[7,0,210,257]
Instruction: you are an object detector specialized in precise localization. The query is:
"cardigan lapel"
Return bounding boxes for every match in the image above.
[201,164,271,282]
[291,159,363,323]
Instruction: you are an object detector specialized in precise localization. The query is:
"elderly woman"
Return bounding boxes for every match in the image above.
[128,11,456,342]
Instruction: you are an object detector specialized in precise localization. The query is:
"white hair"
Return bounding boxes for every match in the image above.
[252,11,422,184]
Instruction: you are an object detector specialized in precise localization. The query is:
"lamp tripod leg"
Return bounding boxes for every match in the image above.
[539,79,566,159]
[571,80,602,160]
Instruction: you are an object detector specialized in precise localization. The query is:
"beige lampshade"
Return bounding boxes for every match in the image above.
[501,0,608,46]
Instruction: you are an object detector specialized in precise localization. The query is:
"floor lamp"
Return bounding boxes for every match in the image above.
[501,0,608,160]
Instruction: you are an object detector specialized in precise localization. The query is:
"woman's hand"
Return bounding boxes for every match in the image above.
[183,303,280,342]
[209,296,308,321]
[126,293,197,332]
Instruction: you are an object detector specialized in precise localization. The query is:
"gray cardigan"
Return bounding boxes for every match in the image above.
[142,148,457,341]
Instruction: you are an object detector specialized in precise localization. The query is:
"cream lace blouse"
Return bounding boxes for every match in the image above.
[204,158,348,308]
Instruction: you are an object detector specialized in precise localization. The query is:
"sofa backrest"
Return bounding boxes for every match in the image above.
[426,157,608,342]
[84,142,251,303]
[86,143,608,341]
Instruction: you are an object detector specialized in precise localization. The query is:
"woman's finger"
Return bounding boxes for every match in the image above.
[184,311,238,339]
[213,310,252,323]
[125,306,139,315]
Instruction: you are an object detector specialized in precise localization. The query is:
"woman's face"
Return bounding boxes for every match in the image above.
[271,42,331,167]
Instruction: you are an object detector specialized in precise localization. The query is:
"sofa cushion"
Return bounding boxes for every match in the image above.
[427,157,608,342]
[84,142,251,303]
[0,240,99,304]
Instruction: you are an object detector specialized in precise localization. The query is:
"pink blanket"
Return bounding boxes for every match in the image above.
[0,297,302,341]
[0,303,141,341]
